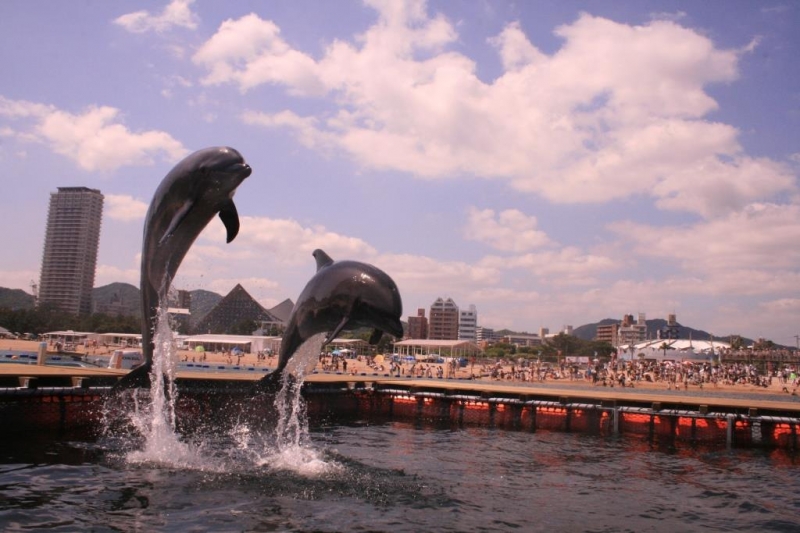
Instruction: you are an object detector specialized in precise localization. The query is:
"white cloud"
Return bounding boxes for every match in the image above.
[105,194,149,221]
[204,215,378,266]
[193,13,325,95]
[610,203,800,274]
[0,96,188,172]
[480,247,618,286]
[95,264,139,287]
[196,4,795,218]
[113,0,198,34]
[0,270,40,292]
[464,207,551,252]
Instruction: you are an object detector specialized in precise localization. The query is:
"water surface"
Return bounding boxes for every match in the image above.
[2,422,800,532]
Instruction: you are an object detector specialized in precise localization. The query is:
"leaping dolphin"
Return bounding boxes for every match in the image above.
[257,249,404,390]
[114,146,252,389]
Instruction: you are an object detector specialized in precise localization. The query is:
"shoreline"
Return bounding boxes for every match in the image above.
[2,338,796,399]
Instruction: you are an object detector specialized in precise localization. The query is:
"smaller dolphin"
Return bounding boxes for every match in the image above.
[114,146,252,389]
[257,249,403,389]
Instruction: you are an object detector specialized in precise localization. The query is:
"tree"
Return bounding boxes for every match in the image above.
[230,318,258,335]
[729,336,744,351]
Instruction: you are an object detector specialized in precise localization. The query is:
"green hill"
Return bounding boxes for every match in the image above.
[0,288,35,310]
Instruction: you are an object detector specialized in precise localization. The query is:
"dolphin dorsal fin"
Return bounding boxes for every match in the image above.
[313,249,334,272]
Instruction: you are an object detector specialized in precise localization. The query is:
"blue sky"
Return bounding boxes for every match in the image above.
[1,0,798,344]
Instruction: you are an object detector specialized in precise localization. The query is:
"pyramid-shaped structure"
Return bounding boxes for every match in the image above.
[194,284,280,334]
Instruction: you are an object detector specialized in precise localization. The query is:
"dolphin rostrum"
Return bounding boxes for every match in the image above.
[257,249,404,389]
[114,146,252,389]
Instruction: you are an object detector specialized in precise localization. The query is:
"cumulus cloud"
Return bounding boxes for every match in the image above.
[104,194,149,221]
[194,2,796,218]
[193,14,324,95]
[95,264,139,287]
[0,96,187,172]
[481,247,618,286]
[610,203,800,273]
[206,215,378,265]
[464,207,551,252]
[113,0,198,34]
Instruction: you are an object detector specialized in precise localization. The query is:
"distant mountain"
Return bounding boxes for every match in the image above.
[0,288,35,310]
[572,319,618,341]
[189,289,223,328]
[92,282,141,317]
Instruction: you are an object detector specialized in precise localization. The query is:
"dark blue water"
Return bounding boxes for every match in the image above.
[2,422,800,532]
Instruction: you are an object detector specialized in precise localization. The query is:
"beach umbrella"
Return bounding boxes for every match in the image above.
[195,345,205,352]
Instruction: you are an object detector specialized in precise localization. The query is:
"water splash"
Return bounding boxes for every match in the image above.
[266,332,337,475]
[123,303,218,469]
[111,313,335,476]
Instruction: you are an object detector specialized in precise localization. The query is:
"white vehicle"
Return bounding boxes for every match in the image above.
[108,349,144,370]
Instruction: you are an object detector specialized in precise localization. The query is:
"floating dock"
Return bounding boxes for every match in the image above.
[2,364,799,450]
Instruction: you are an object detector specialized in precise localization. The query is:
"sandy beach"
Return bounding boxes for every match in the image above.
[2,337,795,398]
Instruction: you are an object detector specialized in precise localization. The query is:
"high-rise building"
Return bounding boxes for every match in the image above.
[38,187,104,315]
[429,297,459,340]
[407,308,428,339]
[458,304,478,341]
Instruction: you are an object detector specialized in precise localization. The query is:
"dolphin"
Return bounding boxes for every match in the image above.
[257,249,404,389]
[114,146,252,389]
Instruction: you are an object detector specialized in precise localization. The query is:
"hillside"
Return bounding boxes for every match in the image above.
[0,288,35,310]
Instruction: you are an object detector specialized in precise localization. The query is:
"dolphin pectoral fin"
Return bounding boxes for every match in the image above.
[369,328,383,345]
[218,200,240,243]
[324,316,351,345]
[160,200,194,245]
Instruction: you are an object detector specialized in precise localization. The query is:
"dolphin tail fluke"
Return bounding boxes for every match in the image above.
[111,361,153,391]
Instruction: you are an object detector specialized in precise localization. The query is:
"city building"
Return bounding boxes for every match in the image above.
[502,333,542,347]
[595,313,648,347]
[428,297,459,340]
[38,187,104,315]
[618,313,647,346]
[476,326,496,343]
[407,308,428,339]
[458,304,478,341]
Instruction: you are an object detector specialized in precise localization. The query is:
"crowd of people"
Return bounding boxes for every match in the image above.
[474,358,800,394]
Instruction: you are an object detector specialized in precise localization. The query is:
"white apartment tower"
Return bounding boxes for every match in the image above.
[458,304,478,341]
[38,187,104,315]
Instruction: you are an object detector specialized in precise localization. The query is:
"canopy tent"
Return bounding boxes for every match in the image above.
[184,334,253,353]
[393,339,482,359]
